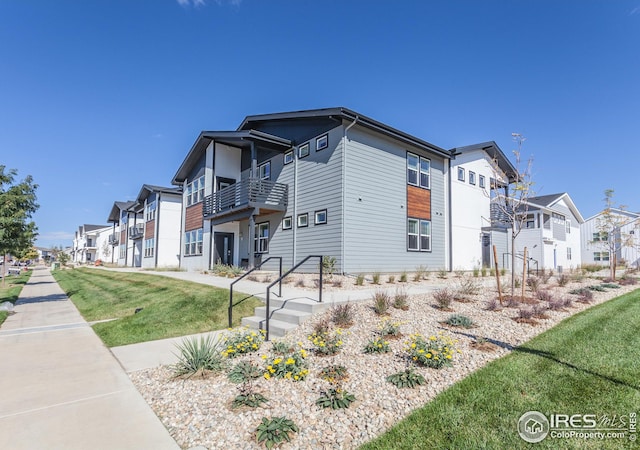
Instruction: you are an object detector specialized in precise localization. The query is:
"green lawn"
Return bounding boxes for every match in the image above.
[0,269,32,326]
[361,289,640,450]
[52,268,262,347]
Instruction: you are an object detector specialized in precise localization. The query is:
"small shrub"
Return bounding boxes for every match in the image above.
[600,282,620,289]
[392,287,409,310]
[457,277,481,296]
[473,267,480,277]
[414,265,428,281]
[581,264,602,273]
[232,392,268,409]
[372,272,381,285]
[400,272,408,283]
[445,314,474,328]
[322,256,336,278]
[319,365,349,383]
[256,416,298,448]
[500,268,507,276]
[228,361,263,384]
[386,368,426,389]
[526,277,540,293]
[311,318,332,335]
[484,298,501,311]
[514,277,522,289]
[557,274,570,287]
[387,275,396,284]
[262,347,309,381]
[271,340,295,355]
[454,269,465,278]
[316,386,356,410]
[378,318,403,337]
[531,304,548,319]
[295,277,305,288]
[172,335,226,378]
[481,267,488,277]
[505,297,520,308]
[405,332,459,368]
[372,290,391,315]
[547,299,565,311]
[433,288,453,310]
[331,279,343,288]
[517,308,534,320]
[437,268,448,279]
[562,297,574,308]
[537,290,553,302]
[355,273,365,286]
[587,284,606,292]
[222,327,266,358]
[490,268,496,277]
[307,329,344,356]
[363,337,391,354]
[247,274,260,282]
[331,303,354,327]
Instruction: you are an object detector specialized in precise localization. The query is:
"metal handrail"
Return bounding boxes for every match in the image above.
[264,255,323,341]
[228,257,282,328]
[502,252,539,275]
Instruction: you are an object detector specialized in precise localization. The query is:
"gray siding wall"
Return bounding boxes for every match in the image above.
[552,204,571,241]
[239,126,345,272]
[343,127,447,273]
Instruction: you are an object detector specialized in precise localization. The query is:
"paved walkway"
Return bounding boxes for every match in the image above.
[0,266,179,450]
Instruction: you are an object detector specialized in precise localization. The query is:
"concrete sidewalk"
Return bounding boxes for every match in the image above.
[0,266,179,450]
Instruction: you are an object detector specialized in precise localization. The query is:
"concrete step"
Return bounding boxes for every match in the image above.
[241,316,298,338]
[253,306,313,325]
[266,297,328,314]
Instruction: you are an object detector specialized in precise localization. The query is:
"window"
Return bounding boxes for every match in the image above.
[316,134,328,151]
[258,161,271,180]
[407,153,430,188]
[525,213,536,229]
[469,171,476,185]
[314,209,327,225]
[184,228,203,256]
[144,238,155,257]
[145,201,156,221]
[254,222,269,253]
[297,213,308,228]
[186,175,205,206]
[284,151,293,165]
[298,143,310,159]
[567,247,572,260]
[282,216,292,230]
[119,244,126,259]
[479,175,486,189]
[408,218,431,251]
[407,153,419,185]
[566,220,571,233]
[457,167,465,182]
[593,252,610,262]
[593,231,609,242]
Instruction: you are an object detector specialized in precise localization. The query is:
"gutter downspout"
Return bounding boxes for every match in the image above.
[447,157,453,272]
[342,116,358,275]
[293,146,298,266]
[155,194,160,268]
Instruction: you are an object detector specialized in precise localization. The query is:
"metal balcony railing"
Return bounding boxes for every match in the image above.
[128,223,144,239]
[203,178,288,217]
[108,234,119,246]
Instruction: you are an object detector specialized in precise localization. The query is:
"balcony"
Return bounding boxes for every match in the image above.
[128,223,145,240]
[108,234,119,246]
[203,178,288,220]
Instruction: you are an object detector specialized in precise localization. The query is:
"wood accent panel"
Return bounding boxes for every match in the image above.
[120,230,126,242]
[185,203,203,231]
[145,220,155,239]
[407,185,431,219]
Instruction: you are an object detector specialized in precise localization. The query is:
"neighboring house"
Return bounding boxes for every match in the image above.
[172,107,458,274]
[512,193,584,272]
[449,142,518,271]
[581,209,640,268]
[107,201,142,267]
[129,184,183,269]
[72,224,111,264]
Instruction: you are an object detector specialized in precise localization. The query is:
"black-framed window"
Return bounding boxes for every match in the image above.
[407,153,430,188]
[145,201,156,221]
[479,174,486,189]
[184,228,203,256]
[186,175,205,206]
[144,238,155,258]
[457,167,465,182]
[407,153,419,185]
[407,218,431,252]
[469,171,476,185]
[297,213,308,228]
[567,247,572,260]
[284,151,293,165]
[258,161,271,180]
[298,143,310,159]
[282,216,292,230]
[316,134,328,151]
[254,222,269,253]
[314,209,327,225]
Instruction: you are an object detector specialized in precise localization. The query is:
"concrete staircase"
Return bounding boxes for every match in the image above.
[241,296,347,338]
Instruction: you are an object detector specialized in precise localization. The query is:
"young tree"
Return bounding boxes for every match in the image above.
[592,189,634,280]
[490,133,535,297]
[0,166,39,285]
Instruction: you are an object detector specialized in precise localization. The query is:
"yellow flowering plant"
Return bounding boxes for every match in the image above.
[363,336,391,354]
[263,345,309,381]
[307,328,344,355]
[222,327,266,358]
[404,332,459,369]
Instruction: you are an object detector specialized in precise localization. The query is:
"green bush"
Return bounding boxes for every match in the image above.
[363,337,391,354]
[405,332,459,369]
[372,290,391,315]
[316,386,356,410]
[263,346,309,381]
[222,327,266,358]
[228,361,262,384]
[386,368,426,389]
[256,416,298,448]
[172,334,226,378]
[445,314,474,328]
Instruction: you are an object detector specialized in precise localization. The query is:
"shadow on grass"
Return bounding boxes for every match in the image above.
[514,346,640,392]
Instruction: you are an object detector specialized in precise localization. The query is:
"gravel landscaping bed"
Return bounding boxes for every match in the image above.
[130,273,638,449]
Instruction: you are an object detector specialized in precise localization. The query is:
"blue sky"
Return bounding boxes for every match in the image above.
[1,0,639,249]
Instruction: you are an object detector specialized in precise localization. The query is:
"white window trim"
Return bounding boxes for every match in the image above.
[258,161,270,180]
[284,151,293,165]
[407,153,419,186]
[469,171,476,185]
[255,222,269,254]
[458,167,465,182]
[479,174,486,189]
[298,143,310,159]
[316,134,328,151]
[297,213,308,228]
[282,216,292,230]
[314,209,327,225]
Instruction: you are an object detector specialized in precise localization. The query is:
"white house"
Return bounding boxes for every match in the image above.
[72,224,112,264]
[581,209,640,269]
[513,193,584,273]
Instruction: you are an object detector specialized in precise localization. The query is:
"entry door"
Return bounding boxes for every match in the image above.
[214,232,234,266]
